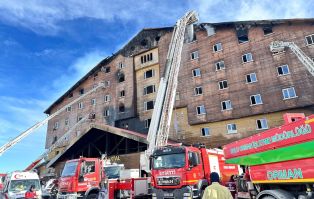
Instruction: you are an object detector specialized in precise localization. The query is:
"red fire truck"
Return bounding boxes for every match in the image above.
[57,157,150,199]
[150,144,239,199]
[223,113,314,199]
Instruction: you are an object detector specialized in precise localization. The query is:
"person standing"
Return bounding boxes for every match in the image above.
[25,185,37,199]
[202,172,233,199]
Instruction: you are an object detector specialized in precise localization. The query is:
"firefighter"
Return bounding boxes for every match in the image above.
[202,172,233,199]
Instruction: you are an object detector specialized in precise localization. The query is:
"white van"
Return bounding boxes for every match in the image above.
[0,171,42,199]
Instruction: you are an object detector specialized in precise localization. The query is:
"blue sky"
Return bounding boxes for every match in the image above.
[0,0,313,172]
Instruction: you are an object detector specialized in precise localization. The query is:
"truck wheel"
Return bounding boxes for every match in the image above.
[86,194,98,199]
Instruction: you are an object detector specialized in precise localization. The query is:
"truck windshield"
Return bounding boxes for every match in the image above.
[104,166,123,179]
[61,161,78,177]
[9,179,40,192]
[153,153,185,169]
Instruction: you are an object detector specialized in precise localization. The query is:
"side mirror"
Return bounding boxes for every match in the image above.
[80,161,86,177]
[149,156,153,170]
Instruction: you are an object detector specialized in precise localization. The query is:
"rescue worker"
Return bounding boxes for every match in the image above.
[202,172,233,199]
[25,185,37,199]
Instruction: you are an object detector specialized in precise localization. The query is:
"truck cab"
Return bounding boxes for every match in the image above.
[0,171,42,199]
[58,157,102,199]
[151,145,238,199]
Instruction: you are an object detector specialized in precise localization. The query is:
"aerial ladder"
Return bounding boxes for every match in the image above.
[0,82,105,156]
[270,41,314,76]
[145,11,198,162]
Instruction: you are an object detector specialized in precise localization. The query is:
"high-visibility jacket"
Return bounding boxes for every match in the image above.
[202,182,233,199]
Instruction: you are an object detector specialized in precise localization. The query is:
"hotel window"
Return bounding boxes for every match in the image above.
[194,86,203,95]
[227,124,237,134]
[66,106,72,112]
[196,105,206,115]
[213,43,222,52]
[250,94,263,105]
[103,109,110,117]
[221,100,232,111]
[118,62,124,69]
[242,53,253,63]
[256,119,268,130]
[192,68,201,77]
[104,95,111,102]
[120,90,125,97]
[282,87,297,99]
[201,127,211,137]
[144,85,156,95]
[144,69,155,79]
[144,101,154,111]
[218,80,228,90]
[78,102,84,109]
[277,65,290,76]
[305,34,314,45]
[91,98,96,106]
[215,61,225,70]
[246,73,257,83]
[191,51,199,60]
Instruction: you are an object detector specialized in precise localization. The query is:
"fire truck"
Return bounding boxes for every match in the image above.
[150,145,239,199]
[57,157,150,199]
[223,113,314,199]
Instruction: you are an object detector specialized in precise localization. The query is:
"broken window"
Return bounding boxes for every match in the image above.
[250,94,263,105]
[120,90,125,97]
[218,80,228,90]
[119,104,125,113]
[79,88,84,95]
[144,69,154,79]
[221,100,232,110]
[213,43,222,52]
[194,86,203,95]
[144,85,156,95]
[215,61,225,70]
[104,66,111,73]
[77,116,83,122]
[144,101,154,111]
[263,26,273,35]
[246,73,257,83]
[118,73,125,83]
[277,65,290,76]
[236,28,249,43]
[68,93,73,98]
[242,53,253,63]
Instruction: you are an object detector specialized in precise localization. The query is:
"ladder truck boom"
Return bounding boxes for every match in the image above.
[0,82,105,156]
[270,41,314,76]
[146,11,198,158]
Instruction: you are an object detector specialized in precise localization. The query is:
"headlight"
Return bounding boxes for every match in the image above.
[183,193,191,196]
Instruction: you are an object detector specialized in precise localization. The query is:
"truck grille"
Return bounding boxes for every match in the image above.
[157,176,180,186]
